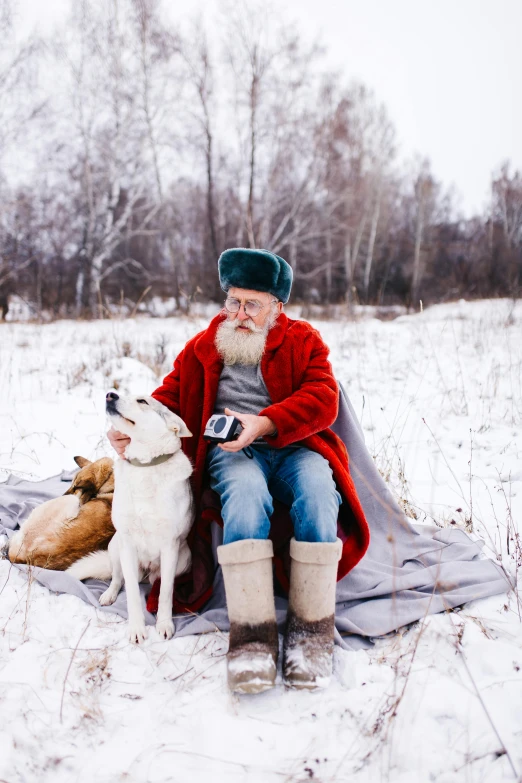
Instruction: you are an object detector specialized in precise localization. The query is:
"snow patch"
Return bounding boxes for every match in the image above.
[0,300,521,782]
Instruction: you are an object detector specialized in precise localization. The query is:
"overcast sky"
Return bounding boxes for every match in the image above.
[18,0,522,217]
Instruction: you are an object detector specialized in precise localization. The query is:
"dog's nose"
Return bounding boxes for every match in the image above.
[106,391,119,402]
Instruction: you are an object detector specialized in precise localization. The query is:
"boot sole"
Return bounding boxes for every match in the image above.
[231,678,276,695]
[283,672,331,691]
[284,679,325,691]
[227,650,277,695]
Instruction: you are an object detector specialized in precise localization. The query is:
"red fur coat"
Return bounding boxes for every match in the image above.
[147,311,370,614]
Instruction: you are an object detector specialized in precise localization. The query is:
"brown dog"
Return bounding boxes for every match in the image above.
[8,456,115,571]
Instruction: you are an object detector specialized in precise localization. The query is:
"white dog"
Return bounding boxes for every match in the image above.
[68,392,194,643]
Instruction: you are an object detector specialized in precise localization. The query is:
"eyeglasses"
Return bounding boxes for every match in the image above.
[224,297,277,317]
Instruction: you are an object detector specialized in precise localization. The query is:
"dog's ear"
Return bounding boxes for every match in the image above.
[157,405,192,437]
[74,456,92,468]
[90,458,115,492]
[171,421,192,438]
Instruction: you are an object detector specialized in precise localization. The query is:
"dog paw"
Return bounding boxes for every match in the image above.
[128,624,148,644]
[156,618,174,640]
[99,587,119,606]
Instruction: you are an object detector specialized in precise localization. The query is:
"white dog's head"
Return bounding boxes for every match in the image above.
[106,392,191,463]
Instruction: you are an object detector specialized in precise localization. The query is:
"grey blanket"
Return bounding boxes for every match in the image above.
[0,387,509,650]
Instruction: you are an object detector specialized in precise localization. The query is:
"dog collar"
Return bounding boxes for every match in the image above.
[127,453,175,468]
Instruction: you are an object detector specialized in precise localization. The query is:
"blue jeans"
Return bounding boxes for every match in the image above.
[206,445,341,545]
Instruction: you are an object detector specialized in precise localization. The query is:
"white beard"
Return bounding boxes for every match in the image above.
[215,312,277,366]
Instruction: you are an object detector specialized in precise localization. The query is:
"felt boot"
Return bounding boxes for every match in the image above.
[217,538,278,695]
[283,537,342,690]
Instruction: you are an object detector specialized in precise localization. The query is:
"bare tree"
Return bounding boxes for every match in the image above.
[223,1,284,248]
[180,21,220,260]
[55,0,162,316]
[0,0,44,318]
[491,163,522,251]
[409,158,435,309]
[362,175,383,302]
[490,162,522,296]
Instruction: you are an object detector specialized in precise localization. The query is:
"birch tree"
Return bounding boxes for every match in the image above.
[0,0,44,318]
[58,0,162,316]
[410,159,434,308]
[222,1,277,248]
[491,163,522,251]
[180,22,220,260]
[490,163,522,295]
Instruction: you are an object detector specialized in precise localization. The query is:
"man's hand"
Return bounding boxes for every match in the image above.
[218,408,276,453]
[107,427,131,458]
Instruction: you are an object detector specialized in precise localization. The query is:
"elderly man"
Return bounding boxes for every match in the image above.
[109,248,369,693]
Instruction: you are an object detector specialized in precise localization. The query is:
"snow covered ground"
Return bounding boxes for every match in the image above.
[0,299,521,783]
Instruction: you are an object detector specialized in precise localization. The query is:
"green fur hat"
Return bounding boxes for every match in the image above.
[218,248,293,304]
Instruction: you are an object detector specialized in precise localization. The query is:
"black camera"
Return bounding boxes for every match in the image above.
[204,414,242,443]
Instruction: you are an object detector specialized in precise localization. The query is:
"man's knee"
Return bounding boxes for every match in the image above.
[222,480,272,542]
[210,455,269,502]
[207,449,272,543]
[295,513,339,543]
[291,463,340,513]
[288,458,341,543]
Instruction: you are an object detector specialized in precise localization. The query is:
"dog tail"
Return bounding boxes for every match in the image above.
[67,550,111,581]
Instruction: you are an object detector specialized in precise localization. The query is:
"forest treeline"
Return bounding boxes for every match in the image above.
[0,0,521,319]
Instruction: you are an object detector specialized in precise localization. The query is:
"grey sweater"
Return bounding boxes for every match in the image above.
[213,363,272,417]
